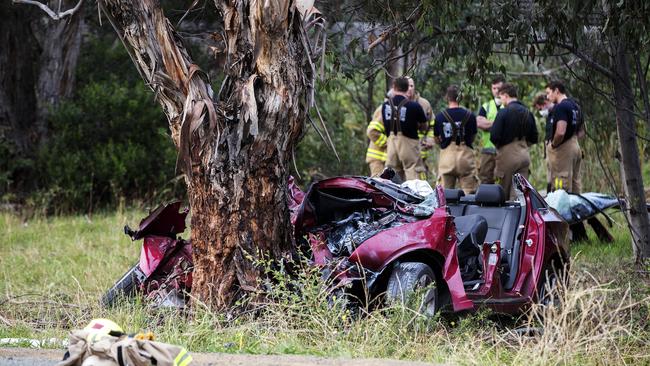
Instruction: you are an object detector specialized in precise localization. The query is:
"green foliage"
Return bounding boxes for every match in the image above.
[0,132,33,201]
[34,79,181,213]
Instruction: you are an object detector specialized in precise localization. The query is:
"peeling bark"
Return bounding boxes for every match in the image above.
[99,0,311,307]
[33,1,84,142]
[1,0,82,169]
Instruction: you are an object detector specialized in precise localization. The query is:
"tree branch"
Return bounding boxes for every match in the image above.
[12,0,84,20]
[554,41,614,80]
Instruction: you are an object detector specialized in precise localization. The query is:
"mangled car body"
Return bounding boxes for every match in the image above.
[290,173,570,315]
[104,174,569,316]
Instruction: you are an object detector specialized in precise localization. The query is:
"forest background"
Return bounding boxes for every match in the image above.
[1,1,647,215]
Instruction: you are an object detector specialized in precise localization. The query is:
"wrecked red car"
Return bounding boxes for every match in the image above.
[104,174,569,316]
[290,173,570,315]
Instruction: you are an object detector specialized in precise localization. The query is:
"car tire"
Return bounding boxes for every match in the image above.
[386,262,438,317]
[101,264,144,308]
[537,264,564,308]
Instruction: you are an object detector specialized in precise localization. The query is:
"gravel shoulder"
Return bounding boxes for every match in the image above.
[0,347,439,366]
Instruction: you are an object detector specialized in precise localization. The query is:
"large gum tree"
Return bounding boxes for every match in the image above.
[93,0,318,307]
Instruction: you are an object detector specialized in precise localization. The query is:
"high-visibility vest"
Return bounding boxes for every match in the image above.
[366,119,388,162]
[418,121,435,159]
[479,99,499,150]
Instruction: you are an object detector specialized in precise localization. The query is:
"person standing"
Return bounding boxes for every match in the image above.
[476,76,505,184]
[407,77,435,181]
[490,83,539,199]
[382,77,428,181]
[365,104,388,176]
[545,80,584,193]
[433,85,479,194]
[532,93,555,192]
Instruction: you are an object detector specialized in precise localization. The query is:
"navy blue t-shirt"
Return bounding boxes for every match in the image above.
[382,95,427,139]
[550,98,582,144]
[433,107,478,149]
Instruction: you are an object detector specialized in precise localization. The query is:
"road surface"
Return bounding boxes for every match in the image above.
[0,347,439,366]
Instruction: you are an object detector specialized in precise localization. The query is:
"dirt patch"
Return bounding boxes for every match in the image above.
[0,347,440,366]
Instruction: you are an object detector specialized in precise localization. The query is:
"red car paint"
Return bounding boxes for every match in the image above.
[127,202,192,292]
[291,174,570,315]
[109,174,569,315]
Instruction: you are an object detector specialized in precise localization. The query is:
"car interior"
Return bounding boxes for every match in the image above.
[445,184,527,290]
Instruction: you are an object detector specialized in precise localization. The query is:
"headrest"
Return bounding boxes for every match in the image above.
[475,184,506,205]
[460,194,475,203]
[444,188,465,202]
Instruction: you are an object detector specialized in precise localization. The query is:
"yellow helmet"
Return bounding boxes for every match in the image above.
[84,318,124,343]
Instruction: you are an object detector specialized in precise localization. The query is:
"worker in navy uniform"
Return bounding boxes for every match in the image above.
[490,83,539,199]
[532,93,555,193]
[382,77,428,181]
[433,85,479,194]
[476,76,505,184]
[545,80,584,193]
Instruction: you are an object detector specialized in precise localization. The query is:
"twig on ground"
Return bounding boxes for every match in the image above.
[0,313,14,327]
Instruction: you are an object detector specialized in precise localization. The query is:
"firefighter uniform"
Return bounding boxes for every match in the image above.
[365,106,387,176]
[382,95,428,181]
[433,107,479,194]
[548,99,583,193]
[415,95,434,181]
[477,99,502,184]
[490,101,539,199]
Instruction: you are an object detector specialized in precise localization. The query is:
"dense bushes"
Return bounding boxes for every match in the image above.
[32,79,182,213]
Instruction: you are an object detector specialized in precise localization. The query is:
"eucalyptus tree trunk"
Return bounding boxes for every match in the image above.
[34,1,84,142]
[98,0,311,308]
[612,44,650,263]
[0,3,38,155]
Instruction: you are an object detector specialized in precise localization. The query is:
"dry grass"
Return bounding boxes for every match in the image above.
[1,211,649,365]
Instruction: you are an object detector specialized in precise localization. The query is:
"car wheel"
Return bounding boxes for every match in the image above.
[537,265,564,307]
[386,262,438,317]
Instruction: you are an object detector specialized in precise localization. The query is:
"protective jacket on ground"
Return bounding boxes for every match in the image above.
[57,329,192,366]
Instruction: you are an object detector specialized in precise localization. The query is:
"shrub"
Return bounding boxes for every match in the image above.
[34,79,182,213]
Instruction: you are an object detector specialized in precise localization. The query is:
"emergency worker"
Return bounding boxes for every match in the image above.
[545,80,584,193]
[365,105,388,176]
[532,93,555,192]
[433,85,479,194]
[406,77,435,181]
[476,76,505,184]
[490,83,539,199]
[382,77,428,181]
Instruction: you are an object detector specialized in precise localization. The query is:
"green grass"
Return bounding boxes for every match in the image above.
[1,209,649,365]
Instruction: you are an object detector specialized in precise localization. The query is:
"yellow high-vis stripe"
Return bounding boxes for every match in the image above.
[366,149,387,161]
[369,120,385,133]
[375,134,387,147]
[174,348,192,366]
